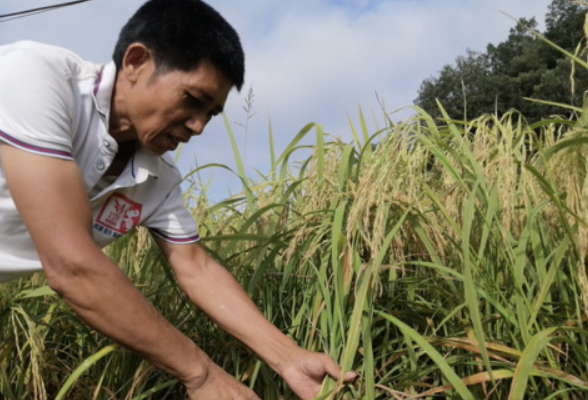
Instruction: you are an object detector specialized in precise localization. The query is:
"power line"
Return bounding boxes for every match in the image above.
[0,0,95,22]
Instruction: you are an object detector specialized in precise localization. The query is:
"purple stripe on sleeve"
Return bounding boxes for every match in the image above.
[150,229,200,243]
[0,130,73,158]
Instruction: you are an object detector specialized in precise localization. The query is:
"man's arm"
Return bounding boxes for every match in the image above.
[155,238,357,399]
[0,144,259,399]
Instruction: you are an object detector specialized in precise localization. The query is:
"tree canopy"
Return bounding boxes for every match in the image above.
[414,0,588,123]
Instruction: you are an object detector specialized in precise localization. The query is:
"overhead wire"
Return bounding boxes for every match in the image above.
[0,0,95,22]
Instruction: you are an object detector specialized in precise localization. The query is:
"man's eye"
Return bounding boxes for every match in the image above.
[186,94,203,106]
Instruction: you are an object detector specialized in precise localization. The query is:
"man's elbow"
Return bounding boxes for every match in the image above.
[174,260,213,298]
[42,248,105,296]
[167,244,210,291]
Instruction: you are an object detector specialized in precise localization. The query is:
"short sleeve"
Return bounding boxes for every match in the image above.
[0,42,75,160]
[145,184,200,245]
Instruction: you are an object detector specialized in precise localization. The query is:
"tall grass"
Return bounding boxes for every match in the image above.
[3,104,588,399]
[4,20,588,400]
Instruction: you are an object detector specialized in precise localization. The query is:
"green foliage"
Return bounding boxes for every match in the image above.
[414,0,588,123]
[545,0,587,52]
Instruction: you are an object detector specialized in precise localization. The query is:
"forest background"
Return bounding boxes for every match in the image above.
[415,0,587,124]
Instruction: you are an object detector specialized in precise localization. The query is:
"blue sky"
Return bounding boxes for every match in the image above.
[0,0,555,200]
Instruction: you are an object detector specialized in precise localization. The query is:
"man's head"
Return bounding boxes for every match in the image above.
[109,0,243,155]
[112,0,244,90]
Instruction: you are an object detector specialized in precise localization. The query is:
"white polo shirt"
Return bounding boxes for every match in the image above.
[0,41,200,283]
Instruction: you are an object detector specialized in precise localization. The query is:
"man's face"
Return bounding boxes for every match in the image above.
[123,57,232,155]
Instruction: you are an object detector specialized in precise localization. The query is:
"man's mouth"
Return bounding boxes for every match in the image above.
[167,135,180,146]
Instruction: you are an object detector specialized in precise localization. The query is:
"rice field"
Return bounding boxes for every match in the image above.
[2,103,588,399]
[3,30,588,400]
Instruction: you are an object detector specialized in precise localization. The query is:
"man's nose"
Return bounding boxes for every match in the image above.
[185,114,207,136]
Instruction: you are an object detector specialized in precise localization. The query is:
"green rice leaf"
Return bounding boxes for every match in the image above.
[55,344,119,400]
[375,311,475,400]
[508,327,558,400]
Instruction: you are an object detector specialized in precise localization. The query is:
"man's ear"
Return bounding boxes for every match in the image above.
[121,43,154,83]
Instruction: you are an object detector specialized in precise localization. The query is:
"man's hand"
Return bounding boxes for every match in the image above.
[186,362,260,400]
[280,349,358,400]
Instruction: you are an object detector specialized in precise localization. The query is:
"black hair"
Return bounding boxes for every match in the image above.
[113,0,244,90]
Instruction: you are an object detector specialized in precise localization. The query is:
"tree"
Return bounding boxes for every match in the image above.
[545,0,586,52]
[414,0,588,123]
[487,18,542,76]
[416,50,494,120]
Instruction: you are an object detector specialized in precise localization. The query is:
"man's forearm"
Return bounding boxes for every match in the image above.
[177,255,299,374]
[51,252,211,384]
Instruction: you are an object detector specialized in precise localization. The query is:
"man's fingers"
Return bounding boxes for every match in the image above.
[322,355,343,378]
[342,370,359,382]
[320,354,358,383]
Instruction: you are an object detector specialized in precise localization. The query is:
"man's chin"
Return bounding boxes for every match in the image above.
[139,143,167,156]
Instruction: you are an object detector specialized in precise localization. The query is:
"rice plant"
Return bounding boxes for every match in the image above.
[3,94,588,399]
[4,14,588,400]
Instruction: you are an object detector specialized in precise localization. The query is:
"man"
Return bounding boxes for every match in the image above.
[0,0,356,398]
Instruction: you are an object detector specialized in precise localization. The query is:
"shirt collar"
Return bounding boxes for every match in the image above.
[93,61,117,122]
[131,147,163,181]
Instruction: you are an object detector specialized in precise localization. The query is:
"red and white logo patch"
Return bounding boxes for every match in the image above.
[96,193,143,234]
